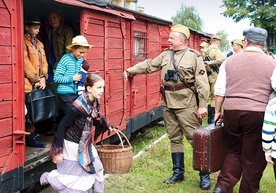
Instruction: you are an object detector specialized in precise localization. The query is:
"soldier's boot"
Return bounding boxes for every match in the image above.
[208,105,215,124]
[163,153,184,184]
[199,172,211,190]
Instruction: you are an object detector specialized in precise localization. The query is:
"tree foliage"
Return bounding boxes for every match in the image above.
[217,30,231,52]
[171,3,230,52]
[171,3,203,31]
[222,0,276,30]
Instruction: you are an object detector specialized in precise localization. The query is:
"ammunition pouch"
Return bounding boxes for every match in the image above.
[160,85,166,101]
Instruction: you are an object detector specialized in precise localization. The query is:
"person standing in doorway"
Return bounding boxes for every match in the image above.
[54,35,93,115]
[41,10,75,135]
[24,16,48,147]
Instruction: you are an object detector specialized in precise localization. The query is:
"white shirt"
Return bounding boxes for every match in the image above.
[215,47,276,96]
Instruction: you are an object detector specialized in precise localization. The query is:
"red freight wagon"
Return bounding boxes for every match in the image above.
[0,0,210,192]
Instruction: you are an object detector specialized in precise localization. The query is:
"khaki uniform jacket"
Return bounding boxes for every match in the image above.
[43,23,75,69]
[127,48,209,109]
[206,44,224,83]
[24,35,48,93]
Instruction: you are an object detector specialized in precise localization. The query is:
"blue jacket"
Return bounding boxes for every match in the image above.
[54,53,83,94]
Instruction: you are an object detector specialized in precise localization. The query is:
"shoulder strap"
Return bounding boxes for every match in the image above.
[170,50,193,91]
[189,48,201,57]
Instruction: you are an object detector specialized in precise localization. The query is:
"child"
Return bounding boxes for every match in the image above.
[54,35,93,114]
[24,16,48,148]
[262,94,276,178]
[77,60,90,95]
[41,73,109,193]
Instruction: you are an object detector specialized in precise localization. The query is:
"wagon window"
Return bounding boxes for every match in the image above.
[133,31,146,59]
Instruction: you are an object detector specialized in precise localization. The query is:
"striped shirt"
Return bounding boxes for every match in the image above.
[262,96,276,158]
[54,53,83,94]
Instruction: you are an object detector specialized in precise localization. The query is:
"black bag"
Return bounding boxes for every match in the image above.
[25,88,58,124]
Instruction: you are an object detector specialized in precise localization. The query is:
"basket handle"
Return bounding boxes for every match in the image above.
[100,128,131,149]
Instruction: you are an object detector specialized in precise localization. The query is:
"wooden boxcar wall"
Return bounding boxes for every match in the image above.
[0,0,25,189]
[129,20,162,117]
[80,8,167,141]
[80,9,131,141]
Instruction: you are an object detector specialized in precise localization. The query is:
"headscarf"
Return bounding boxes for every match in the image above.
[73,92,99,174]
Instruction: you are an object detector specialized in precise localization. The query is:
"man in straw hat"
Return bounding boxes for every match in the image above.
[54,35,93,115]
[213,27,276,193]
[123,24,210,190]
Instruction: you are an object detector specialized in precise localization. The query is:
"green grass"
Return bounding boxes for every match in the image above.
[104,124,275,193]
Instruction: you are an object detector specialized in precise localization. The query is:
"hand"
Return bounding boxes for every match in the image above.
[52,153,64,164]
[197,107,207,119]
[34,82,41,89]
[39,77,46,89]
[73,74,82,82]
[266,155,275,165]
[204,61,210,66]
[108,125,114,131]
[123,70,131,81]
[214,112,224,123]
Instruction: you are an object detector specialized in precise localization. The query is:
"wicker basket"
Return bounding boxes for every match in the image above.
[96,129,133,174]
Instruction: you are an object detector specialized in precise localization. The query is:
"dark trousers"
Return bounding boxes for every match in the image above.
[59,94,79,114]
[215,110,267,193]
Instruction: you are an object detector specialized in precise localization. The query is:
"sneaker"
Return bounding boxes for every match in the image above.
[26,136,46,148]
[30,132,39,138]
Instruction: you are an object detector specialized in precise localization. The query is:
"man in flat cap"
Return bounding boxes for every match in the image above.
[213,27,276,193]
[204,35,224,124]
[123,24,210,189]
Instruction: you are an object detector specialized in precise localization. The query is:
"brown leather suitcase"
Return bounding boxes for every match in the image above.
[193,123,228,173]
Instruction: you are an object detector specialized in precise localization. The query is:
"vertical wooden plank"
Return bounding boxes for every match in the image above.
[0,0,25,176]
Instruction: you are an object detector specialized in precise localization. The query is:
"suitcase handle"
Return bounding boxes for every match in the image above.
[215,117,223,126]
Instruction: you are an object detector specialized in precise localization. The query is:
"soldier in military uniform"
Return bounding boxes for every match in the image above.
[227,39,243,57]
[204,35,224,124]
[123,24,210,190]
[199,41,209,58]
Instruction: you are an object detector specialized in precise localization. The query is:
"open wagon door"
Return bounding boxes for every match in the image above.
[79,8,134,141]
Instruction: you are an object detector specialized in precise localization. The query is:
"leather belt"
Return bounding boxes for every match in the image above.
[164,83,194,91]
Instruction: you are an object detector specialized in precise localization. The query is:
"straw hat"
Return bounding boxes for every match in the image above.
[66,35,93,50]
